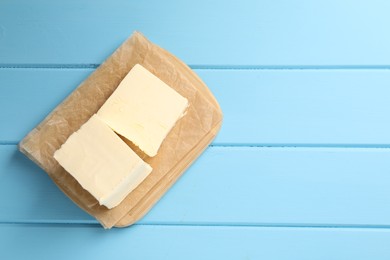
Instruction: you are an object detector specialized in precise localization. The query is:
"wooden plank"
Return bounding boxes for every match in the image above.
[0,69,85,143]
[1,224,390,260]
[2,69,390,145]
[0,145,92,223]
[1,0,390,65]
[3,144,390,226]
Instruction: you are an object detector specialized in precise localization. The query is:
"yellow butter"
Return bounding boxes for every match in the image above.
[97,64,188,157]
[54,115,152,209]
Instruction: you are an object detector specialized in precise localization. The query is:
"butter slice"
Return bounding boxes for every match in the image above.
[54,115,152,209]
[97,64,188,157]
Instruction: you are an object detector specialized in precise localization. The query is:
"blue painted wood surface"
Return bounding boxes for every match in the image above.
[3,69,390,145]
[2,0,390,259]
[2,225,390,260]
[1,0,390,66]
[3,144,390,226]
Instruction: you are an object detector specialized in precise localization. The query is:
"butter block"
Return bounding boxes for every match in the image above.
[97,64,188,157]
[54,114,152,209]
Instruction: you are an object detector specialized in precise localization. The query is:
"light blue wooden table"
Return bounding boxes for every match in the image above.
[2,0,390,259]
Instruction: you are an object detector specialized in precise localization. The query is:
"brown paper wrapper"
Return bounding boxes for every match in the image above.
[18,32,223,229]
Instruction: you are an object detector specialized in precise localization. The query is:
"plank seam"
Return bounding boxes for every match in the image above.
[2,221,390,230]
[3,64,390,70]
[211,143,390,149]
[191,65,390,70]
[4,141,390,149]
[0,141,19,145]
[0,64,99,69]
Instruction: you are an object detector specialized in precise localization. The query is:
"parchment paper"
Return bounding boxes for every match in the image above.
[19,32,223,229]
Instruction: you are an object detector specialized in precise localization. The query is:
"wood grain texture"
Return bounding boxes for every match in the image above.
[1,0,390,65]
[3,145,390,226]
[1,224,390,260]
[2,0,390,258]
[2,69,390,145]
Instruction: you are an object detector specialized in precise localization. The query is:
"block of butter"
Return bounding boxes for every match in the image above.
[97,64,188,157]
[54,114,152,209]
